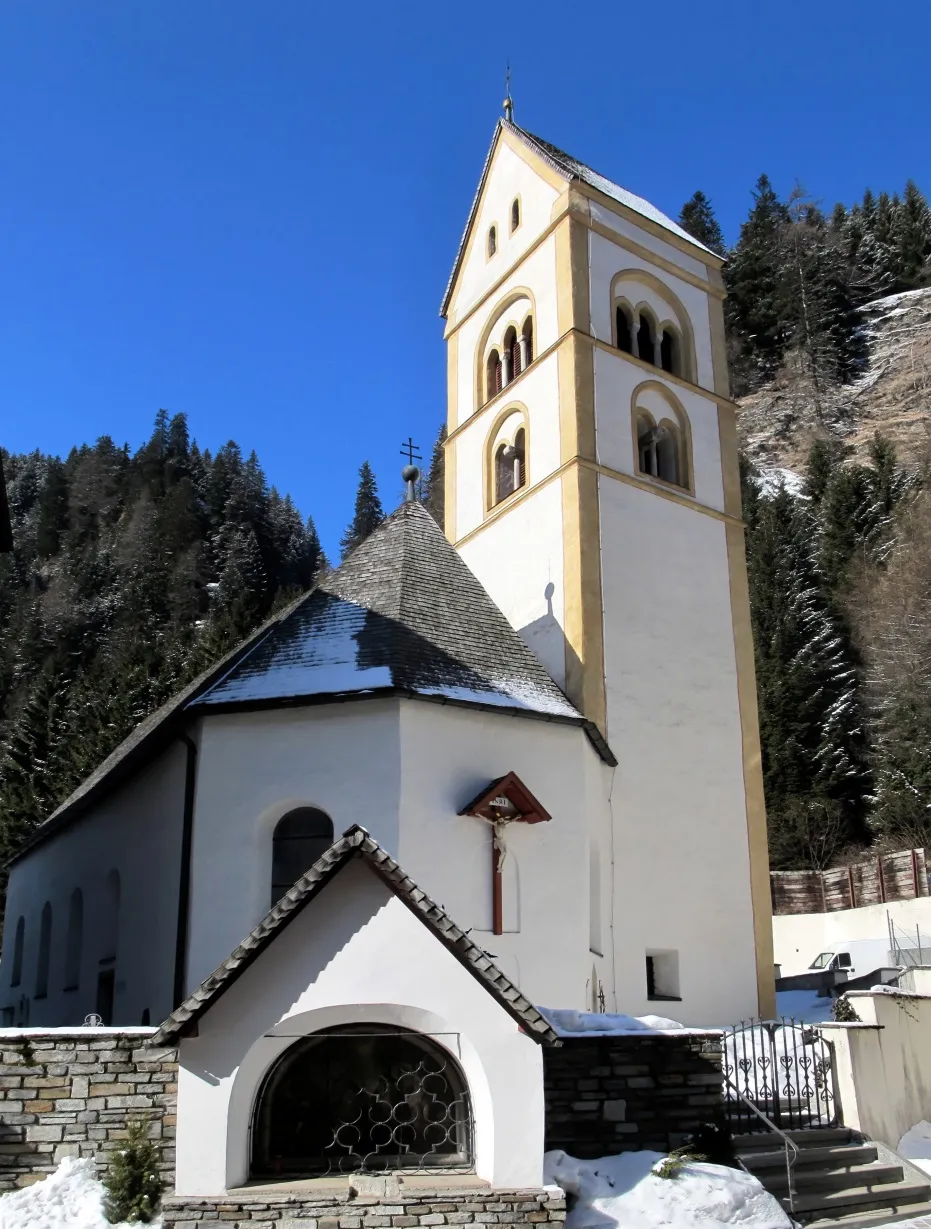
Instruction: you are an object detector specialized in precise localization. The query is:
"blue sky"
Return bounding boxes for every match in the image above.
[1,2,927,556]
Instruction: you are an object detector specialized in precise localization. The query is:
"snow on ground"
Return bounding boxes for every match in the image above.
[755,467,806,499]
[775,988,835,1024]
[899,1122,931,1179]
[539,1008,724,1037]
[544,1149,791,1229]
[0,1157,158,1229]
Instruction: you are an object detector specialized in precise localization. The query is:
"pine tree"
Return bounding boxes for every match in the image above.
[725,175,792,391]
[678,191,725,255]
[422,424,447,529]
[340,461,384,559]
[894,180,931,289]
[103,1117,163,1224]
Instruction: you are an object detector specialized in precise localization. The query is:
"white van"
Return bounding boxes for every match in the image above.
[808,939,895,978]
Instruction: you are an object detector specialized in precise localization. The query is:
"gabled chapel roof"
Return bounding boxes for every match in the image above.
[152,824,561,1045]
[440,118,719,317]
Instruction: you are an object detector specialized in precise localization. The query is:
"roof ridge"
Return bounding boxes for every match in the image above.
[151,824,560,1046]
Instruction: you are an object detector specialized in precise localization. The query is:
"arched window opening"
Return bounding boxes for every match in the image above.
[521,317,534,367]
[656,426,680,485]
[487,226,497,258]
[637,315,655,364]
[511,198,520,233]
[494,427,526,505]
[661,329,679,375]
[616,307,632,354]
[11,917,25,988]
[251,1025,472,1178]
[64,889,83,991]
[36,902,52,999]
[637,416,656,477]
[514,428,526,490]
[503,327,519,381]
[486,349,502,402]
[272,808,334,906]
[589,843,602,956]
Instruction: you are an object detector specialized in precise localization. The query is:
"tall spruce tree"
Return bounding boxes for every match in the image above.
[678,191,725,255]
[340,461,384,559]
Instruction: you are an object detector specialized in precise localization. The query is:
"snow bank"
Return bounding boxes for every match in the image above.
[755,468,806,499]
[899,1121,931,1178]
[0,1157,159,1229]
[538,1008,721,1037]
[544,1149,791,1229]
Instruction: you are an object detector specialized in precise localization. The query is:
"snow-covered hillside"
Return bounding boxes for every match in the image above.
[739,286,931,472]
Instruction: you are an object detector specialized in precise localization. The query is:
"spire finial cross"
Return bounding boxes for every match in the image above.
[400,437,422,466]
[503,62,513,123]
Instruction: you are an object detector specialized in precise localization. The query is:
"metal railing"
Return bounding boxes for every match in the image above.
[726,1075,799,1215]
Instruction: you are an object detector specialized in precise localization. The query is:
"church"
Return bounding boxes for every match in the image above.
[0,111,774,1191]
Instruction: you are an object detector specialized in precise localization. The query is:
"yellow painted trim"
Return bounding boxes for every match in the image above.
[707,278,732,399]
[498,125,568,193]
[589,335,739,411]
[445,208,568,339]
[610,268,698,384]
[444,330,459,543]
[587,215,725,300]
[725,518,775,1019]
[717,402,743,521]
[570,179,725,272]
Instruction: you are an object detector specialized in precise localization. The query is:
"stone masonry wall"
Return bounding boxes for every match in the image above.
[162,1186,566,1229]
[0,1030,177,1190]
[543,1032,724,1157]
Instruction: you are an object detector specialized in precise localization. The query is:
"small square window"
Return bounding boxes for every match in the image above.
[646,950,681,1001]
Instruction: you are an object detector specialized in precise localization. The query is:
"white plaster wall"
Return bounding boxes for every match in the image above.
[0,742,187,1028]
[458,479,566,687]
[588,230,715,392]
[594,348,725,513]
[175,861,545,1194]
[454,347,561,537]
[186,701,402,992]
[599,477,758,1025]
[588,202,710,284]
[396,702,602,1008]
[451,139,560,328]
[773,897,931,976]
[454,236,559,433]
[829,992,931,1149]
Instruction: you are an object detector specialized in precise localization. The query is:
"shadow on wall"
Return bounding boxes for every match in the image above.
[519,583,581,700]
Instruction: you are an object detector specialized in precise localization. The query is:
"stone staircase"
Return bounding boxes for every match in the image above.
[734,1127,931,1226]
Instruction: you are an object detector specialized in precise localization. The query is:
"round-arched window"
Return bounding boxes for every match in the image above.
[271,808,334,906]
[251,1025,472,1178]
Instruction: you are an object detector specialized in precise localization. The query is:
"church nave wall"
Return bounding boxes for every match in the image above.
[0,741,187,1030]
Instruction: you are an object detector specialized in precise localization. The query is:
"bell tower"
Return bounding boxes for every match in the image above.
[440,114,775,1021]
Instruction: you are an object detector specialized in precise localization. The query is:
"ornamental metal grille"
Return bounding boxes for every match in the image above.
[251,1026,473,1179]
[723,1017,837,1132]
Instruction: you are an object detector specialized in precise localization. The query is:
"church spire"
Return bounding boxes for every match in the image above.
[503,63,513,124]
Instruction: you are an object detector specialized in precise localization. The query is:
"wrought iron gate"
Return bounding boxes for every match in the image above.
[723,1017,837,1131]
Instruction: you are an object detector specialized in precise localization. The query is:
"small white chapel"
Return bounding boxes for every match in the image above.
[0,109,774,1195]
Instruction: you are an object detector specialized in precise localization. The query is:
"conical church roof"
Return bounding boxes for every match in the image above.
[191,501,595,734]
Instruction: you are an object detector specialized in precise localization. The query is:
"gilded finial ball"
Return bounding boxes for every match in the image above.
[402,464,420,484]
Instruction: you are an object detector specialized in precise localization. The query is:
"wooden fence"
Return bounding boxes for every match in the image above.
[771,848,929,915]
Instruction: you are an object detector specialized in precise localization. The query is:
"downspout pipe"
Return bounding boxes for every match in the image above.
[173,731,198,1009]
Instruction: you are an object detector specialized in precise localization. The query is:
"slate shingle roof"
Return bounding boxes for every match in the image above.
[152,824,560,1046]
[16,500,614,860]
[191,503,614,764]
[440,118,719,317]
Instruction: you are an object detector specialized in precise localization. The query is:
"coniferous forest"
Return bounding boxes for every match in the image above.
[1,173,931,879]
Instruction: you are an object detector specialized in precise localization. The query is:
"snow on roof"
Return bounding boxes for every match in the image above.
[538,1007,722,1038]
[191,502,614,761]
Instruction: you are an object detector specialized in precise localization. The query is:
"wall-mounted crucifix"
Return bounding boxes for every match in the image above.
[458,772,551,935]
